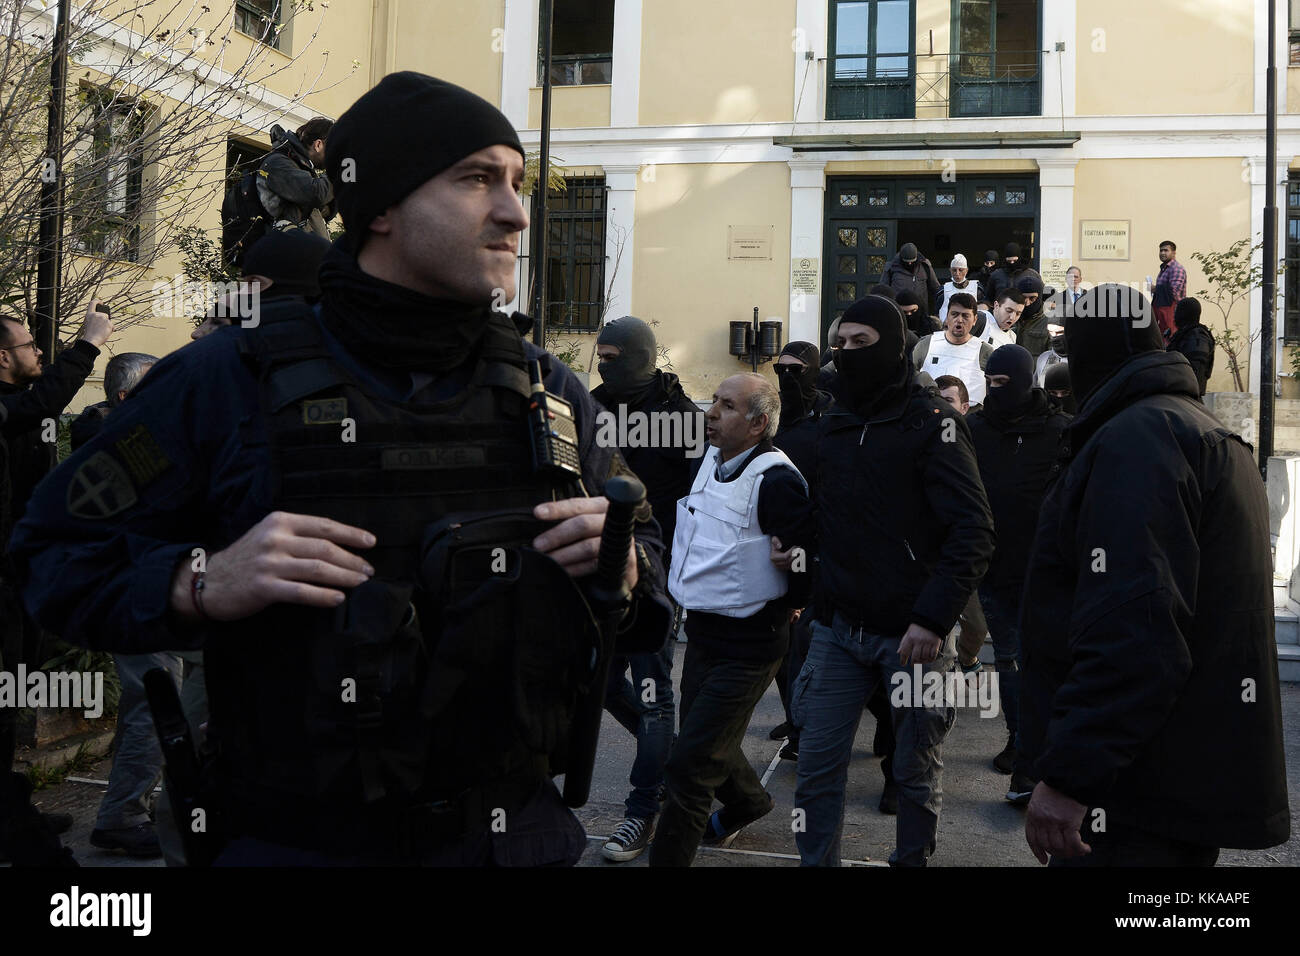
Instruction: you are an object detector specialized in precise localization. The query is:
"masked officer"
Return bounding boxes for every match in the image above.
[11,72,673,867]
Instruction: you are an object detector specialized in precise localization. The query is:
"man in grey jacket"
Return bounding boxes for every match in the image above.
[258,117,335,239]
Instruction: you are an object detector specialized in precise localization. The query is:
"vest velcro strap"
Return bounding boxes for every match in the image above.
[480,360,533,401]
[268,359,348,411]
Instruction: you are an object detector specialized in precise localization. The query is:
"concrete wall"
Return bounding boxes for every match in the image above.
[1074,0,1255,116]
[639,0,795,125]
[1072,157,1252,394]
[630,162,792,401]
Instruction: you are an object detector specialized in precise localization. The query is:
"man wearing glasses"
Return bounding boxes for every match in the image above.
[0,299,111,865]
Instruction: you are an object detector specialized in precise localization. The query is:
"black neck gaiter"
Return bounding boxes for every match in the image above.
[317,244,493,372]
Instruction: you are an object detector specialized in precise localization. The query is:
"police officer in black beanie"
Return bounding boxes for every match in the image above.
[12,72,674,866]
[1019,285,1289,866]
[965,345,1070,800]
[794,295,994,866]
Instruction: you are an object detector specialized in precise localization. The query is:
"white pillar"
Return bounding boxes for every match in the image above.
[501,0,538,130]
[1039,0,1076,119]
[1036,156,1078,266]
[788,159,827,345]
[603,165,640,324]
[610,0,643,127]
[793,0,828,124]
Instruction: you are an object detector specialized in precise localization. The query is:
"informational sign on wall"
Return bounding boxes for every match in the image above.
[1079,220,1131,260]
[791,257,820,294]
[1040,257,1070,291]
[729,225,773,260]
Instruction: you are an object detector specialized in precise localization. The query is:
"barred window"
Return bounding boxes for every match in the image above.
[543,177,606,331]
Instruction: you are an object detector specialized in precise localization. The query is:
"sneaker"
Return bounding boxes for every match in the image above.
[778,738,798,761]
[701,793,775,848]
[992,735,1016,775]
[1005,772,1037,805]
[769,721,792,741]
[601,815,656,863]
[878,778,898,815]
[90,823,163,859]
[959,657,983,675]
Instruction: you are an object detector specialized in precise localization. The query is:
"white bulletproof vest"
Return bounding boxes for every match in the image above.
[668,445,807,618]
[981,315,1017,351]
[922,334,987,404]
[939,279,979,322]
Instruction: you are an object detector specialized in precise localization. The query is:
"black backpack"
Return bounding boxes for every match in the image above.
[221,168,270,267]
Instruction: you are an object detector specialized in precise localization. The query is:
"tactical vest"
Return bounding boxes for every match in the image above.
[204,305,599,852]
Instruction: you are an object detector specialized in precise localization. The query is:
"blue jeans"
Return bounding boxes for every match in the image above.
[793,614,955,866]
[979,584,1021,740]
[97,653,182,830]
[604,639,676,820]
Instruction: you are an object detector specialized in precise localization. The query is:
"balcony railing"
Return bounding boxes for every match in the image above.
[547,54,613,87]
[827,50,1044,120]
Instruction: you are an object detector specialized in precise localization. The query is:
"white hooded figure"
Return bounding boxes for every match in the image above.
[939,254,980,324]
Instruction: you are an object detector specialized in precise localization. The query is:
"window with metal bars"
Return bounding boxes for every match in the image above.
[69,91,146,262]
[543,177,606,331]
[235,0,284,50]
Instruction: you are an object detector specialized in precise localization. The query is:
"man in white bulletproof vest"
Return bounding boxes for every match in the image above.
[649,373,814,866]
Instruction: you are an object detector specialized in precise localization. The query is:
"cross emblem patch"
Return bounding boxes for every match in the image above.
[66,452,138,520]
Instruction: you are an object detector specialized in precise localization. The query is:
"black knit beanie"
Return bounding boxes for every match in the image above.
[325,72,526,243]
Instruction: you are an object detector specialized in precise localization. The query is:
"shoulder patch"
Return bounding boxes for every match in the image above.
[302,396,347,425]
[114,425,173,488]
[67,451,138,520]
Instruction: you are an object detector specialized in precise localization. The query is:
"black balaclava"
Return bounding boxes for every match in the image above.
[1004,242,1021,266]
[1064,284,1165,406]
[983,344,1035,418]
[596,315,658,400]
[775,340,821,429]
[984,249,999,267]
[900,242,919,268]
[241,230,332,301]
[834,295,907,415]
[1016,272,1046,322]
[1050,333,1069,357]
[1174,297,1202,329]
[1044,362,1076,414]
[895,289,930,336]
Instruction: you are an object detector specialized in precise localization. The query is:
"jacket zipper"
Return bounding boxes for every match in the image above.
[1015,435,1023,455]
[859,423,869,446]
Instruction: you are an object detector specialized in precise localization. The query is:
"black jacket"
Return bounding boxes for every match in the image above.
[966,391,1070,594]
[986,263,1039,308]
[1019,350,1289,849]
[813,369,995,637]
[682,439,815,661]
[773,389,831,494]
[881,253,941,305]
[0,338,99,528]
[70,401,110,452]
[1167,323,1215,396]
[591,370,703,562]
[258,143,334,240]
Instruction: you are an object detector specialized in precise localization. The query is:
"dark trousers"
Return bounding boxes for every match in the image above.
[603,639,676,820]
[1050,821,1219,867]
[649,639,782,867]
[775,615,813,733]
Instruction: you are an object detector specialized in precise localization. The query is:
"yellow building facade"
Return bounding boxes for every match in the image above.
[48,0,1300,408]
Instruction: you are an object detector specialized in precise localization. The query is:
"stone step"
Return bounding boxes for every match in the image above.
[1278,644,1300,684]
[1277,609,1299,645]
